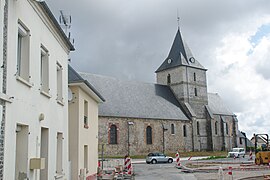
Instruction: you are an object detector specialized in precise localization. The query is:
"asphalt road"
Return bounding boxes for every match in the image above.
[133,162,197,180]
[132,156,260,180]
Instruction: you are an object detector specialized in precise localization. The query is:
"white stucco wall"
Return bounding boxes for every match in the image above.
[4,0,71,179]
[69,86,98,179]
[69,86,99,180]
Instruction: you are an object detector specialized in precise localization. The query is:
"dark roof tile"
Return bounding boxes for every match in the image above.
[68,65,105,102]
[156,29,205,72]
[80,73,189,120]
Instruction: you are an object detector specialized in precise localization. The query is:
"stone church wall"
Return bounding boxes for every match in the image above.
[193,118,210,151]
[211,115,238,151]
[98,116,193,156]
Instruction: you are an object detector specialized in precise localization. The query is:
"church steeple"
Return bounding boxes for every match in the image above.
[155,29,205,73]
[155,27,208,118]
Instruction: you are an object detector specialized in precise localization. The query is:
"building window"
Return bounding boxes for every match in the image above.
[167,74,171,84]
[109,125,117,144]
[183,125,187,137]
[171,124,175,135]
[40,45,49,93]
[84,145,88,171]
[17,22,30,81]
[56,132,63,174]
[84,100,88,128]
[194,72,196,81]
[56,63,63,102]
[239,138,242,145]
[197,121,200,135]
[146,126,152,144]
[225,123,229,135]
[215,121,218,135]
[194,88,197,96]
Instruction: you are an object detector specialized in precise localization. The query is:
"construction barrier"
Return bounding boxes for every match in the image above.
[217,167,224,180]
[228,166,232,175]
[97,158,135,179]
[124,157,132,175]
[175,152,181,168]
[249,150,252,160]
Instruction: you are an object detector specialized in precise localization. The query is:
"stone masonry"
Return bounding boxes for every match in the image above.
[98,116,193,156]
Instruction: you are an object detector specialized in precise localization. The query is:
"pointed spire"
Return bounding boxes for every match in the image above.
[155,29,188,72]
[155,28,206,73]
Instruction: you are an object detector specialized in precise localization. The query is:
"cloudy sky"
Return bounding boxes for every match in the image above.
[46,0,270,139]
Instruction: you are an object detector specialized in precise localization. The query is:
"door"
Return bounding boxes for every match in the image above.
[40,128,49,180]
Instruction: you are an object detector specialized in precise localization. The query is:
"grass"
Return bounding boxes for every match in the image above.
[99,151,228,159]
[199,155,227,160]
[166,151,227,158]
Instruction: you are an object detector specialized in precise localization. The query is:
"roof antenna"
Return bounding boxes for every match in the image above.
[177,9,180,29]
[59,10,75,45]
[59,10,71,34]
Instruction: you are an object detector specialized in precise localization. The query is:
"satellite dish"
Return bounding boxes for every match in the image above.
[68,88,73,101]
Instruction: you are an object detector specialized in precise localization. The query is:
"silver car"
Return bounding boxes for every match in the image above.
[146,152,173,164]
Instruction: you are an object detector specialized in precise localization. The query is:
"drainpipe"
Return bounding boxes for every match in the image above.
[0,0,8,179]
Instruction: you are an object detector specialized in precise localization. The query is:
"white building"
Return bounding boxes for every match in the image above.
[3,0,74,179]
[68,65,104,180]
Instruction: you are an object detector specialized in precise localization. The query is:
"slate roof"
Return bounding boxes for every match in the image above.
[156,29,205,72]
[79,73,189,120]
[68,65,105,102]
[207,93,234,116]
[247,139,255,147]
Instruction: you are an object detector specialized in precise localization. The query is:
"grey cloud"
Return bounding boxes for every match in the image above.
[45,0,270,138]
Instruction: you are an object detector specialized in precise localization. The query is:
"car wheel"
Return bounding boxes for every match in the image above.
[243,155,245,158]
[168,159,173,163]
[146,162,150,164]
[151,159,157,164]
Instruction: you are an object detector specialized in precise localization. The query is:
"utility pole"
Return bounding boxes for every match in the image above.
[127,122,134,156]
[162,123,168,154]
[101,144,104,170]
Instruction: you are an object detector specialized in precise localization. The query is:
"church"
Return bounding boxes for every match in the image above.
[80,28,240,156]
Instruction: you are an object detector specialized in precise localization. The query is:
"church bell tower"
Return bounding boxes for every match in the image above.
[155,28,212,151]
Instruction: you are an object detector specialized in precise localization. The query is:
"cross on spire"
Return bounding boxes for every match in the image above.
[177,9,180,29]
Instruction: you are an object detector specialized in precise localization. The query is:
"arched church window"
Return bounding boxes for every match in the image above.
[171,124,175,135]
[215,121,218,135]
[194,72,196,81]
[167,74,171,84]
[197,121,200,135]
[109,124,117,144]
[226,123,229,135]
[194,88,198,96]
[146,126,152,144]
[183,125,187,137]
